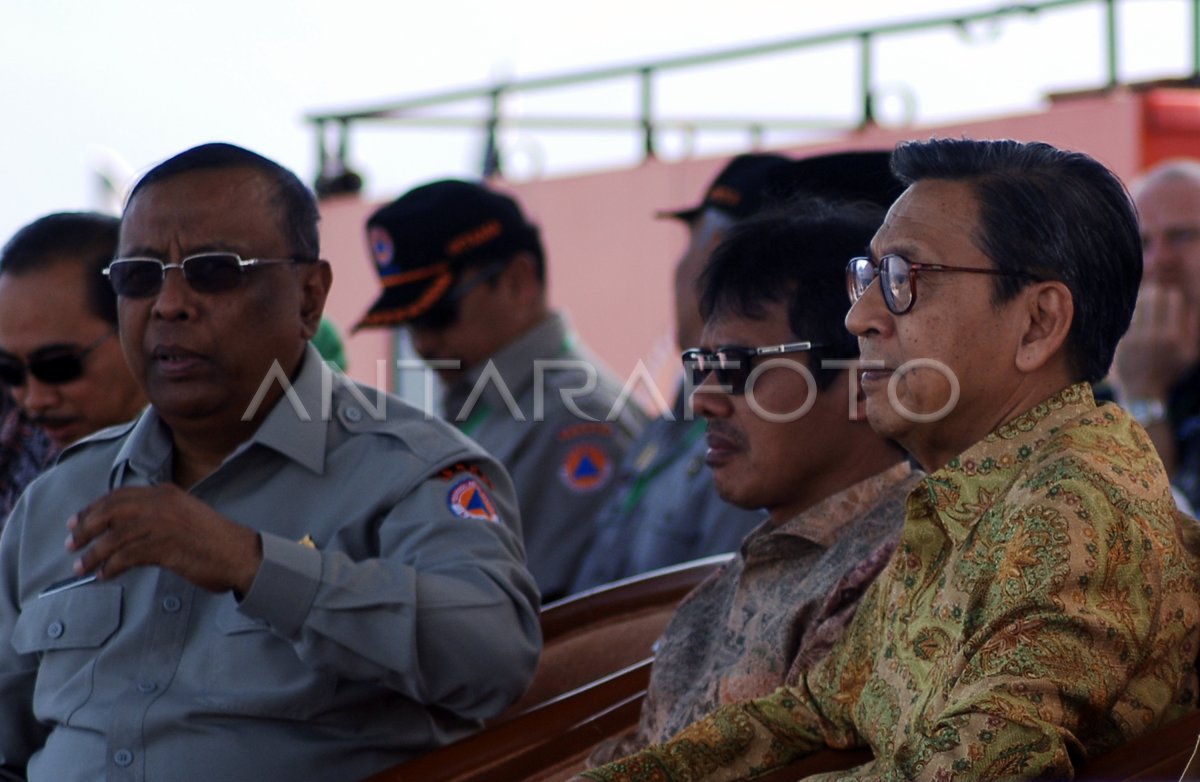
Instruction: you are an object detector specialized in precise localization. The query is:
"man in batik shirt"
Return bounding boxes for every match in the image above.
[577,138,1200,781]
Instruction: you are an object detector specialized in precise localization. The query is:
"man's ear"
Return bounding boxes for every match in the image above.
[1015,280,1074,373]
[298,261,333,340]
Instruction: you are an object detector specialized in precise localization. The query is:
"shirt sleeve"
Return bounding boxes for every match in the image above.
[236,459,542,720]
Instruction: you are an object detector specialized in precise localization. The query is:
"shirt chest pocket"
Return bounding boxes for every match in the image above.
[12,585,122,720]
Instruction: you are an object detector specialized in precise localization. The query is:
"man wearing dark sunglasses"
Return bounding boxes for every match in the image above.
[0,144,541,782]
[580,139,1200,782]
[0,212,146,451]
[355,179,645,601]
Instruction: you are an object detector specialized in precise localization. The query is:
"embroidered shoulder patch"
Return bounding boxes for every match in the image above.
[560,443,612,492]
[448,478,501,523]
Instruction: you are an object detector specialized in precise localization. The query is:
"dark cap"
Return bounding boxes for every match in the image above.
[658,153,793,222]
[355,179,540,331]
[770,149,903,209]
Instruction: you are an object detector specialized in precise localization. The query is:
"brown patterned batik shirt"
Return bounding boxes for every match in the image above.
[580,384,1200,781]
[587,460,920,767]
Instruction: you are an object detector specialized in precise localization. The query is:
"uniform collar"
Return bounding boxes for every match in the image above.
[446,311,572,410]
[113,343,331,485]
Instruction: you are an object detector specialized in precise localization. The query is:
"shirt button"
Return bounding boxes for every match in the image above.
[161,596,181,613]
[137,681,157,694]
[46,621,64,639]
[343,406,363,423]
[113,749,133,767]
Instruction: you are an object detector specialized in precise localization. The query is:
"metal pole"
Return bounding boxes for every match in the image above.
[482,88,503,179]
[859,32,875,128]
[1193,0,1200,81]
[639,68,656,160]
[1104,0,1118,89]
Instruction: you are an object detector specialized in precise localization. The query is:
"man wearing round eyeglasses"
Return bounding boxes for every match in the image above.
[579,139,1200,781]
[355,179,646,601]
[0,143,541,782]
[0,212,145,453]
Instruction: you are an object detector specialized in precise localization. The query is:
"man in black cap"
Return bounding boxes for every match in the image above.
[357,180,646,600]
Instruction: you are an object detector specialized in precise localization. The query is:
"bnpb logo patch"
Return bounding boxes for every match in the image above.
[448,478,500,523]
[369,226,395,268]
[560,443,612,492]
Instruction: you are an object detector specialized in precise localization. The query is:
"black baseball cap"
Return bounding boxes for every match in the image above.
[658,153,793,222]
[770,150,903,209]
[355,179,541,331]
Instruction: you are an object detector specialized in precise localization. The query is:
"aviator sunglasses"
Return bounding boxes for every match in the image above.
[681,341,824,395]
[0,332,114,387]
[103,252,306,298]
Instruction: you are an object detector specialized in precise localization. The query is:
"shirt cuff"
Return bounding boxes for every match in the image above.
[237,531,322,638]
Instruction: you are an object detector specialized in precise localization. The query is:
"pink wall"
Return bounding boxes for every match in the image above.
[319,90,1147,400]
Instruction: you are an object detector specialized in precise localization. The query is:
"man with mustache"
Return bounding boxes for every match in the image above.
[577,138,1200,780]
[0,143,541,782]
[0,213,146,514]
[585,196,921,767]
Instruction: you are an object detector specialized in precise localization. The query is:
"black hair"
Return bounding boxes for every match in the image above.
[699,197,885,390]
[0,211,120,325]
[890,138,1141,384]
[126,142,320,260]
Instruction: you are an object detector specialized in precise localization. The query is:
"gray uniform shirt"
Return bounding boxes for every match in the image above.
[570,392,766,594]
[442,312,646,599]
[0,345,541,782]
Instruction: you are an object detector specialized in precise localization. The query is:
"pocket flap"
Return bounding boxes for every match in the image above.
[12,584,123,653]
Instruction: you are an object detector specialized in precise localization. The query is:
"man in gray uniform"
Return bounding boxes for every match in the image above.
[356,180,646,600]
[0,143,541,782]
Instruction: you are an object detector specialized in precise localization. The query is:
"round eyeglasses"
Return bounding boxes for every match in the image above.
[846,254,1036,315]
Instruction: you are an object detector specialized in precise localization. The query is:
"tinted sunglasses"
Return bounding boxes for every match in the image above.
[0,332,113,387]
[409,260,512,331]
[103,252,302,298]
[681,341,824,395]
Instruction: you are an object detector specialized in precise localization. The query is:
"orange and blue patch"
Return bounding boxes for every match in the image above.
[448,478,500,523]
[560,443,612,492]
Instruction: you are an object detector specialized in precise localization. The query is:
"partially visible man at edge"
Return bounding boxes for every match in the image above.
[0,212,147,519]
[585,197,923,767]
[0,142,540,782]
[577,138,1200,781]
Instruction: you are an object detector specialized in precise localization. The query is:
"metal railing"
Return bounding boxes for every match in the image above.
[306,0,1200,195]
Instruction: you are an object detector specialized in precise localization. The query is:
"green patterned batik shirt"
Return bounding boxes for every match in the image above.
[580,383,1200,781]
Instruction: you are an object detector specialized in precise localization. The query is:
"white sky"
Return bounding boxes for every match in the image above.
[0,0,1192,244]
